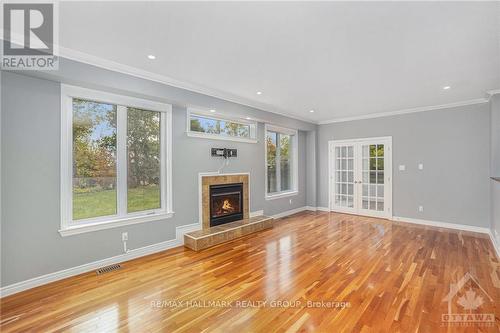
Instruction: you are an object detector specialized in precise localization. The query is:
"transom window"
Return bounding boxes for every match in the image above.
[187,109,257,143]
[60,85,173,236]
[265,125,298,199]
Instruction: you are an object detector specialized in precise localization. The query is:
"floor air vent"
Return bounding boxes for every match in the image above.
[96,264,121,275]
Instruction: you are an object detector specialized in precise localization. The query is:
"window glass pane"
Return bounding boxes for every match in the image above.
[377,144,384,157]
[362,145,369,158]
[72,98,117,220]
[280,134,292,191]
[362,158,369,170]
[190,115,221,134]
[369,145,377,158]
[348,171,354,182]
[190,114,250,138]
[377,158,384,170]
[266,131,278,193]
[347,146,353,157]
[221,121,250,138]
[362,198,369,209]
[377,185,384,198]
[347,158,353,170]
[127,108,161,213]
[377,171,384,184]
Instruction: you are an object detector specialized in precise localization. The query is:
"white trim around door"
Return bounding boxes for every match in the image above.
[328,136,393,219]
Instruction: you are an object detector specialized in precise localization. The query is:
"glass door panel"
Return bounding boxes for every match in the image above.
[358,143,387,217]
[330,137,392,218]
[331,144,357,213]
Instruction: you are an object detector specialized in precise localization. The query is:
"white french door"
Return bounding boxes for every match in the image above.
[329,137,392,219]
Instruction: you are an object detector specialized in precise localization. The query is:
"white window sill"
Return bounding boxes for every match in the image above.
[59,212,174,237]
[265,191,299,201]
[186,131,258,144]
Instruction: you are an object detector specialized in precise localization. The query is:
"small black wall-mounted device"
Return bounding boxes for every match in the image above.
[211,148,237,159]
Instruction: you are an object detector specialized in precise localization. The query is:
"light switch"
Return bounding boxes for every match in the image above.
[399,165,406,171]
[418,163,424,170]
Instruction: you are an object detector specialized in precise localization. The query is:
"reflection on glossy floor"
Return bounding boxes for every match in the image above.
[1,212,499,332]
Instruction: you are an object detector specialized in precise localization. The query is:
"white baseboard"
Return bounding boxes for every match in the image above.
[5,210,493,298]
[250,210,264,217]
[0,210,265,298]
[391,216,490,234]
[271,206,309,219]
[0,222,201,298]
[488,229,500,259]
[316,206,330,212]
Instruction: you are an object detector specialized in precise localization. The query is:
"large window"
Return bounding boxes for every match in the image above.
[187,109,257,143]
[61,85,172,236]
[265,125,298,199]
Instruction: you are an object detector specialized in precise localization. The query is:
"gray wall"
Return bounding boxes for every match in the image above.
[317,104,491,227]
[490,94,500,244]
[1,64,315,286]
[305,130,318,207]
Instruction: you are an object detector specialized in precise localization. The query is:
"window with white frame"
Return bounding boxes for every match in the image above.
[265,125,298,198]
[60,85,172,235]
[187,109,257,143]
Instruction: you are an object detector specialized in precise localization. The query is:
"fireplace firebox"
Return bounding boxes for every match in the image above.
[209,183,244,227]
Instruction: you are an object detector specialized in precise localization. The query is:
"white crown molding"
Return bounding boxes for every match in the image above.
[486,89,500,97]
[57,46,316,125]
[3,32,497,126]
[317,98,489,125]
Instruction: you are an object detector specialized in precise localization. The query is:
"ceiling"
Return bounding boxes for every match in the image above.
[59,2,500,123]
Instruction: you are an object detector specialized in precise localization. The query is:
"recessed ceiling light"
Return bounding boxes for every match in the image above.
[210,109,216,113]
[246,117,251,120]
[256,91,262,95]
[147,55,156,60]
[443,86,451,90]
[309,110,315,113]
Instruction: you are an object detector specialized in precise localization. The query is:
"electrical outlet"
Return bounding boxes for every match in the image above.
[418,206,424,212]
[399,165,406,171]
[122,232,128,241]
[289,199,293,205]
[418,163,424,170]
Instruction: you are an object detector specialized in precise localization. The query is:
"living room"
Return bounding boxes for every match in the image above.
[1,2,499,332]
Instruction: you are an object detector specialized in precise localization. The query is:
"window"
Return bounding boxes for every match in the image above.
[61,85,173,236]
[265,125,298,199]
[187,109,257,143]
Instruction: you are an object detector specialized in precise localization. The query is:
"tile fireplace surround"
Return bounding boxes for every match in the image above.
[200,173,250,229]
[184,173,274,251]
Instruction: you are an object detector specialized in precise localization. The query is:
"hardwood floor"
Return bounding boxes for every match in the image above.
[1,211,499,332]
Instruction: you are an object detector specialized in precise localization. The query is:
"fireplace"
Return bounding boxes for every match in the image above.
[209,183,244,227]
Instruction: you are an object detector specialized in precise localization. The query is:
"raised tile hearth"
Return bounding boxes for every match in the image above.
[184,215,273,251]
